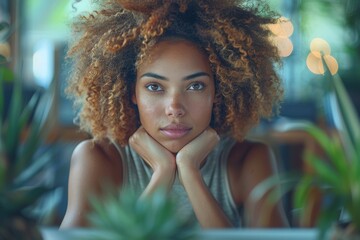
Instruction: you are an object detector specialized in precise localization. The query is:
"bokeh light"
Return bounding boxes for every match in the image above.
[322,55,339,75]
[306,38,338,75]
[267,17,294,58]
[310,38,331,58]
[268,17,294,37]
[272,36,293,58]
[306,52,323,75]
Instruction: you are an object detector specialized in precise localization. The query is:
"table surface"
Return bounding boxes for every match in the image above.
[42,228,329,240]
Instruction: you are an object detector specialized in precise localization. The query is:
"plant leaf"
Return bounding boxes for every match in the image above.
[294,175,313,210]
[332,73,360,152]
[304,154,343,192]
[0,76,4,123]
[14,148,55,187]
[0,22,10,33]
[302,125,350,186]
[303,125,338,159]
[4,80,22,172]
[15,88,54,176]
[250,171,300,202]
[322,56,360,159]
[327,137,349,179]
[89,188,197,240]
[0,186,52,216]
[0,76,6,189]
[0,154,6,190]
[0,87,7,189]
[0,66,15,82]
[9,91,41,177]
[316,197,342,240]
[0,21,14,42]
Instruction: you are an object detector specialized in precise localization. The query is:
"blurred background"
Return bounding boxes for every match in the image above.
[1,0,359,228]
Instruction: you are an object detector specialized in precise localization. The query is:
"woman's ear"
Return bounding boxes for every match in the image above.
[132,94,137,105]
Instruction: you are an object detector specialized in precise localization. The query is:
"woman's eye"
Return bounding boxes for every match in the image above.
[188,82,205,91]
[146,83,163,92]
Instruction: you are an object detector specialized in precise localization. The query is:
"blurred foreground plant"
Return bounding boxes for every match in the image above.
[87,188,198,240]
[0,20,57,239]
[252,51,360,239]
[293,54,360,239]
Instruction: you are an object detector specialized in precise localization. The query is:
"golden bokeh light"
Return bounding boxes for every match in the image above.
[322,55,339,75]
[306,38,339,76]
[306,52,323,75]
[267,16,294,58]
[272,36,293,57]
[268,17,294,37]
[310,38,331,58]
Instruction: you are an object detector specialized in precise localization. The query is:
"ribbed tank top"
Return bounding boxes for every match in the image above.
[114,135,242,227]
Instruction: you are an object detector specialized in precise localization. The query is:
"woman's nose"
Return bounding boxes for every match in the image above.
[165,93,185,118]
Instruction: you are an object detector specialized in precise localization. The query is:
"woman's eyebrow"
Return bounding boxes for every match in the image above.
[140,72,167,80]
[140,71,211,81]
[183,72,211,80]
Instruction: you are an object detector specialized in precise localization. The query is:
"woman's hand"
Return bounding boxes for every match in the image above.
[129,126,176,197]
[175,128,233,228]
[176,128,219,179]
[129,126,176,171]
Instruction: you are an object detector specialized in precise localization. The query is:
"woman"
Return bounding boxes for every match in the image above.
[60,0,286,228]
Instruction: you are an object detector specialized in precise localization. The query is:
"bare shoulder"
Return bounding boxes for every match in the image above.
[227,140,275,204]
[60,139,123,228]
[228,140,272,167]
[70,138,123,190]
[72,139,121,165]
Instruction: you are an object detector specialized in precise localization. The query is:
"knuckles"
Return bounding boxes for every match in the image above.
[203,128,220,146]
[129,128,147,146]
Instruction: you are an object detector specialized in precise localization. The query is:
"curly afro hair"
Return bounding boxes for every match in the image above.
[66,0,283,145]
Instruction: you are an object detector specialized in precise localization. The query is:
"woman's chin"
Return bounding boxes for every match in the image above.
[161,142,186,154]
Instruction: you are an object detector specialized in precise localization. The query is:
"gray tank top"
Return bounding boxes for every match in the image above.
[114,135,242,227]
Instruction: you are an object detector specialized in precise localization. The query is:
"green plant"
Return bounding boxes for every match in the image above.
[0,20,56,239]
[87,188,198,240]
[251,51,360,239]
[293,55,360,239]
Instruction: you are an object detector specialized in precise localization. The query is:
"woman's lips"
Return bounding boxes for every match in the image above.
[160,124,191,139]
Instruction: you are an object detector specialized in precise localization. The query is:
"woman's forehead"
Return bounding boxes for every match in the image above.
[137,39,211,72]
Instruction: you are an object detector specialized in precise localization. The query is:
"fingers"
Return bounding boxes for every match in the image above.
[129,126,176,171]
[128,126,146,146]
[196,128,220,149]
[176,127,220,169]
[185,127,219,154]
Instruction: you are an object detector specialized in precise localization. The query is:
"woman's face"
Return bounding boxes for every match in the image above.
[133,39,215,153]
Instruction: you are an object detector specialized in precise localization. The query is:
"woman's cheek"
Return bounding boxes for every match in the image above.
[138,98,162,123]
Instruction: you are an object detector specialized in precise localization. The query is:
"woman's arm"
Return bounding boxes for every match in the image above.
[232,142,288,227]
[60,140,122,228]
[176,128,233,228]
[129,127,176,198]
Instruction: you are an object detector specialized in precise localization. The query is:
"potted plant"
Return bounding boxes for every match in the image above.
[0,21,56,239]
